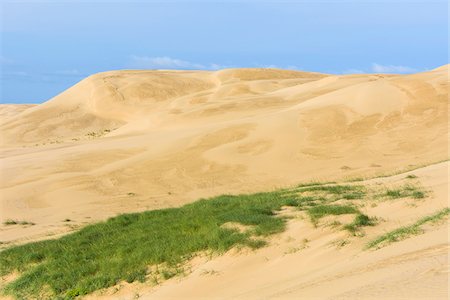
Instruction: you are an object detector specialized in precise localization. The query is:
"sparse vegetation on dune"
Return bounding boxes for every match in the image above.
[344,214,376,234]
[367,208,450,249]
[0,178,440,299]
[3,220,35,226]
[345,159,449,182]
[381,184,427,200]
[85,129,112,139]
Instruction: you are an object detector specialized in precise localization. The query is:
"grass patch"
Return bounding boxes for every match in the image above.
[367,208,450,249]
[297,184,364,195]
[288,184,366,203]
[295,181,336,188]
[0,191,306,299]
[382,184,427,200]
[308,205,358,226]
[343,214,376,234]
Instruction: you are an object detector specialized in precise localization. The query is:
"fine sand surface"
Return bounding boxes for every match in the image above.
[85,161,449,300]
[0,66,448,298]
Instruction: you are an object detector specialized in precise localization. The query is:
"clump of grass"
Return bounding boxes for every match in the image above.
[382,184,427,199]
[332,238,349,248]
[284,238,310,254]
[86,129,111,139]
[308,185,366,201]
[298,184,364,195]
[411,191,425,199]
[0,191,305,299]
[3,220,18,225]
[367,208,450,249]
[283,198,300,207]
[307,205,358,226]
[295,181,336,188]
[328,220,342,228]
[385,189,402,198]
[342,191,365,200]
[200,269,220,276]
[3,220,35,226]
[405,174,418,179]
[344,214,376,234]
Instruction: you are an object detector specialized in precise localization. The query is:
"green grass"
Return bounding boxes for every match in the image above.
[382,184,427,199]
[307,205,359,225]
[286,184,366,204]
[367,208,450,249]
[343,214,376,234]
[3,220,18,225]
[296,184,364,195]
[295,181,336,188]
[0,191,309,299]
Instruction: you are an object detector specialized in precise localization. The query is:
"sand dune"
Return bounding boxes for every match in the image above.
[0,67,448,246]
[0,66,448,298]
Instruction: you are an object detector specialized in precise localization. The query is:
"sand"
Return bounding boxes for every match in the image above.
[137,161,450,300]
[0,66,448,298]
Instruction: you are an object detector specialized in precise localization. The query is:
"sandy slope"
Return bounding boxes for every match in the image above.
[0,67,448,245]
[80,160,449,300]
[0,104,36,120]
[137,161,450,300]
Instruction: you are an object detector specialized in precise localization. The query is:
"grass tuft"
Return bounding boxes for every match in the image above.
[3,220,18,225]
[382,184,427,200]
[343,214,376,234]
[3,220,35,226]
[307,205,358,226]
[367,208,450,249]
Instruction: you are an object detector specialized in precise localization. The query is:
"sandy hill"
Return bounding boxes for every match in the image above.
[0,66,448,243]
[0,66,448,299]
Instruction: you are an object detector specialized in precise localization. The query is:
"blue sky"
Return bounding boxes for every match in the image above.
[0,0,448,103]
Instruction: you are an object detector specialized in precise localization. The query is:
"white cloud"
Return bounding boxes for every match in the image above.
[371,63,417,74]
[257,64,279,69]
[255,64,302,70]
[209,63,227,70]
[128,56,225,70]
[128,57,304,71]
[341,69,365,74]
